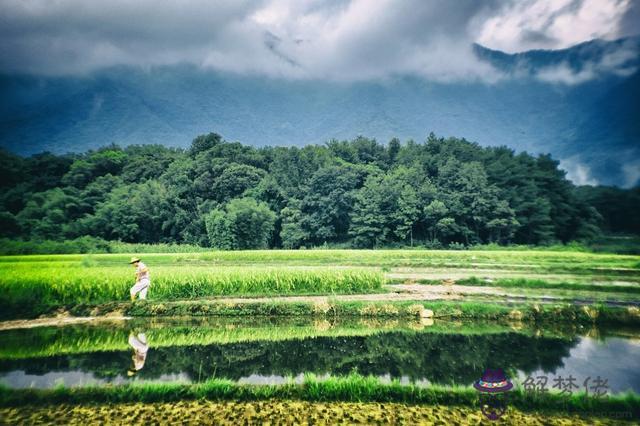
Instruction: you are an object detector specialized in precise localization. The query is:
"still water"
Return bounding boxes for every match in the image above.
[1,317,638,394]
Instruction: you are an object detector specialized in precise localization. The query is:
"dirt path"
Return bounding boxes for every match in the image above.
[192,284,512,305]
[0,315,130,331]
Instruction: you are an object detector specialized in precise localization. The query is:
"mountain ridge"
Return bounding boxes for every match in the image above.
[0,37,638,187]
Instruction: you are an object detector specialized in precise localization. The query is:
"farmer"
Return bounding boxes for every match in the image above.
[127,332,149,376]
[129,257,150,300]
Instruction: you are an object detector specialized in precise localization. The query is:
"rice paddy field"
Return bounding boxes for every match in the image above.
[1,249,639,423]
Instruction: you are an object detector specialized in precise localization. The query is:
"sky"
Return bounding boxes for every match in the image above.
[0,0,638,82]
[0,0,638,187]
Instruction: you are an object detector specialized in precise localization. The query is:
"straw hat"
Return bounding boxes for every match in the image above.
[129,257,141,264]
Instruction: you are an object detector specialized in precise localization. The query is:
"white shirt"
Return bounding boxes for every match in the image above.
[135,262,150,282]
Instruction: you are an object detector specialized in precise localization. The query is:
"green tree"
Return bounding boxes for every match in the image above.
[23,152,74,192]
[15,188,80,239]
[349,167,423,247]
[533,154,577,242]
[0,149,25,190]
[121,145,180,183]
[523,197,557,244]
[349,180,386,248]
[279,204,309,249]
[0,131,622,247]
[189,133,222,157]
[435,217,459,242]
[393,185,420,244]
[575,185,639,234]
[387,138,401,167]
[62,148,126,188]
[84,180,174,243]
[437,159,518,244]
[204,209,235,250]
[205,198,275,249]
[211,164,266,203]
[160,157,208,245]
[0,211,20,237]
[424,200,448,243]
[297,164,364,245]
[266,145,331,199]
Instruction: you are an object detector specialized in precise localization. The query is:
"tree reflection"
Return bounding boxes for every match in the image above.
[0,331,578,386]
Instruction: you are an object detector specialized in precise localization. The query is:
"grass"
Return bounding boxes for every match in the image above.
[24,299,640,327]
[423,301,640,325]
[0,265,383,319]
[0,237,210,255]
[412,276,640,294]
[1,249,638,271]
[59,300,434,320]
[3,400,623,425]
[3,235,639,255]
[0,374,638,420]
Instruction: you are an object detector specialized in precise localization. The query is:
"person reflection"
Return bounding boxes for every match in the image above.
[127,332,149,377]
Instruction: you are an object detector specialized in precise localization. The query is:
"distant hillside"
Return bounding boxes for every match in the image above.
[0,37,638,187]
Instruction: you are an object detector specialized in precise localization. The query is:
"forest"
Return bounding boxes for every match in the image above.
[0,132,638,249]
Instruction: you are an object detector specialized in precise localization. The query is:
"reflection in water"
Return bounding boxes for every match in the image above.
[0,370,189,389]
[516,337,640,394]
[127,333,149,377]
[0,319,638,394]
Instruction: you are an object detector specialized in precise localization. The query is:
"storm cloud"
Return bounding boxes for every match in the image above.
[0,0,637,82]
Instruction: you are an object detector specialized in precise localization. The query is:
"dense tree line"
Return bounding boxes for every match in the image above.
[574,185,640,235]
[0,132,636,249]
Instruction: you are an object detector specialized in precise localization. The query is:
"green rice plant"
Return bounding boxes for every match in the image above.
[0,264,384,319]
[2,249,638,272]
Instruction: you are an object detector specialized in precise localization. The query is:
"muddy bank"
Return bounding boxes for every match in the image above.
[0,314,130,331]
[2,299,640,330]
[4,279,639,321]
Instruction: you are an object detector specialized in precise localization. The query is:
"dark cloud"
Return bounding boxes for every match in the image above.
[617,0,640,38]
[520,30,558,45]
[0,0,635,82]
[0,0,265,74]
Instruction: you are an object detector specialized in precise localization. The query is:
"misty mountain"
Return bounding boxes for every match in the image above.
[0,38,638,187]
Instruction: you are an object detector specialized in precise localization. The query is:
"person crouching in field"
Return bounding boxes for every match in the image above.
[129,257,150,300]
